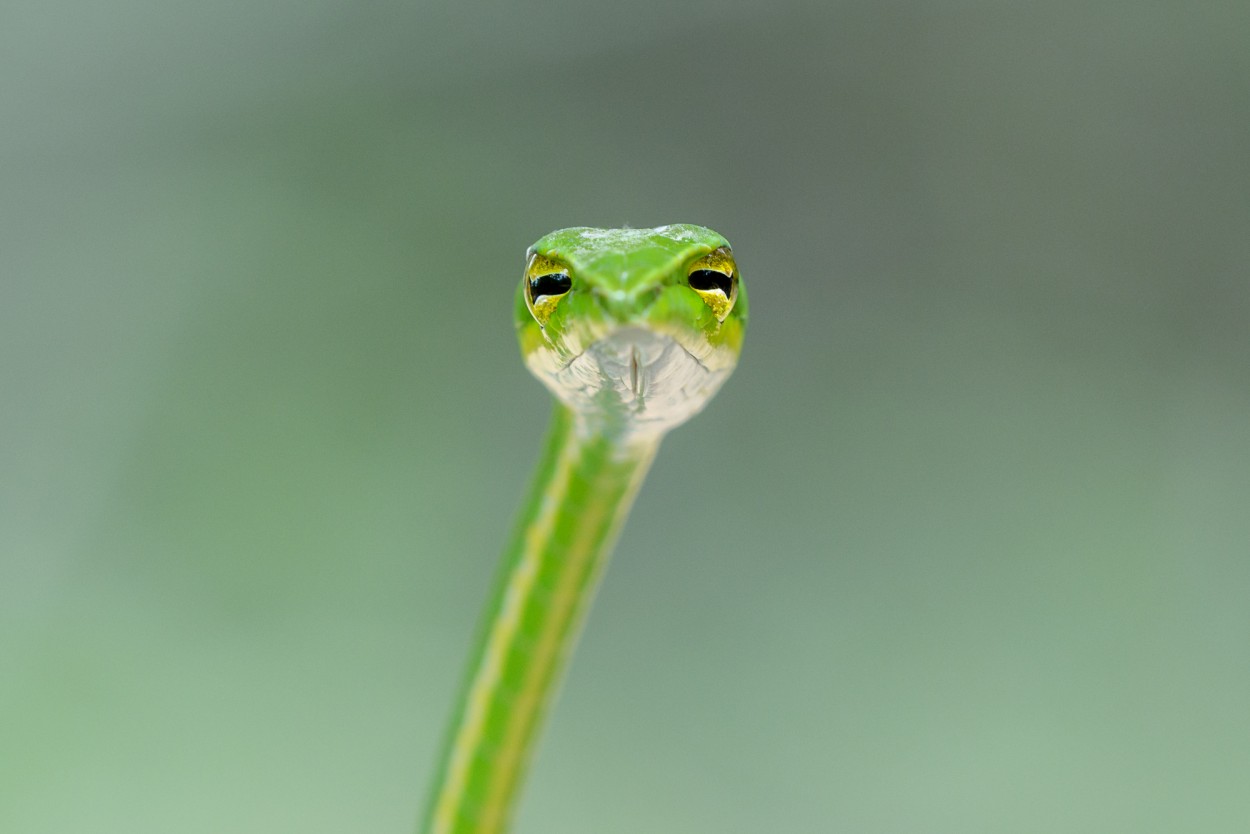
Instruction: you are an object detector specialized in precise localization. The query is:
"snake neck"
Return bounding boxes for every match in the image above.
[422,405,658,834]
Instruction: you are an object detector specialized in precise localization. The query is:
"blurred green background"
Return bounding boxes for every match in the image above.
[3,1,1248,832]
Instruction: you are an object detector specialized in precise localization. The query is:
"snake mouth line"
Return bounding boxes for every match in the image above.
[555,328,705,373]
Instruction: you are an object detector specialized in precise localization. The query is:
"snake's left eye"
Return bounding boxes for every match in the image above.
[530,272,571,298]
[687,247,738,322]
[524,252,572,327]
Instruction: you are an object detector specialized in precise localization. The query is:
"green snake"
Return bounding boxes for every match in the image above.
[421,225,747,833]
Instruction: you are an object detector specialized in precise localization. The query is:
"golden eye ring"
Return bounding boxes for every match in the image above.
[524,252,572,327]
[686,246,737,322]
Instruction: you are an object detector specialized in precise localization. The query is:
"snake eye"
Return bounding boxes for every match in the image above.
[686,246,738,322]
[524,252,572,327]
[688,269,732,295]
[530,272,571,298]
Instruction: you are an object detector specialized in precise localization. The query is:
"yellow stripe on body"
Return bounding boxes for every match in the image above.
[477,440,657,832]
[430,433,584,834]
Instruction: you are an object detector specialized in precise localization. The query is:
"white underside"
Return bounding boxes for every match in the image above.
[528,327,735,439]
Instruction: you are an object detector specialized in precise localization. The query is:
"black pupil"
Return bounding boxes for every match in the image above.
[688,269,733,296]
[530,272,571,299]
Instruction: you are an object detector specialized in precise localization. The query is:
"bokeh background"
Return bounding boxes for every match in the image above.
[3,1,1248,832]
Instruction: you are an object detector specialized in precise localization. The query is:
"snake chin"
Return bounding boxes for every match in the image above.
[528,326,734,438]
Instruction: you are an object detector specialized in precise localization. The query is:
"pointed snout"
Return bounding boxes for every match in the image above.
[590,285,663,322]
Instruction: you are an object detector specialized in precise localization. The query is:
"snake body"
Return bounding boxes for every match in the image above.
[422,225,747,833]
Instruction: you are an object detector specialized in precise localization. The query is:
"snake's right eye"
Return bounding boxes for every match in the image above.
[524,253,572,327]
